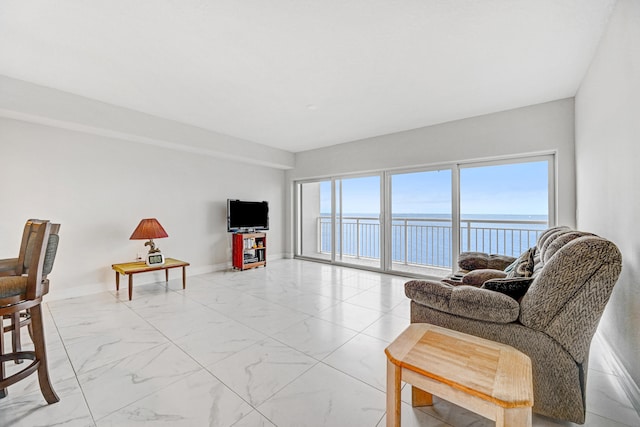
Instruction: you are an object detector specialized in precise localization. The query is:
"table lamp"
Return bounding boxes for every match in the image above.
[130,218,168,266]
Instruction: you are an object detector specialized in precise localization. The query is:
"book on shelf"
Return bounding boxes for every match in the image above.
[244,238,256,249]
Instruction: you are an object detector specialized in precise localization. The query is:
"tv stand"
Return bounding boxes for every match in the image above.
[232,232,266,270]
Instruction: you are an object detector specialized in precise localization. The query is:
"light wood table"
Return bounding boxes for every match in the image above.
[385,323,533,427]
[111,258,189,300]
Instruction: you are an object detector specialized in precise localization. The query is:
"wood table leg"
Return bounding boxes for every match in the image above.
[386,359,401,427]
[115,271,120,291]
[182,266,186,289]
[165,269,169,283]
[497,406,532,427]
[412,385,433,407]
[128,274,133,301]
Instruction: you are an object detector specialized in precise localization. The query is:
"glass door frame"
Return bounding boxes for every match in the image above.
[334,173,385,269]
[294,153,556,277]
[295,172,385,270]
[383,165,457,274]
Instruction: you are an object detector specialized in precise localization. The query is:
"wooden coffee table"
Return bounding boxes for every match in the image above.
[385,323,533,427]
[111,258,189,300]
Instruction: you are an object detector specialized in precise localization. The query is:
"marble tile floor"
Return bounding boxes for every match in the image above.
[1,259,638,427]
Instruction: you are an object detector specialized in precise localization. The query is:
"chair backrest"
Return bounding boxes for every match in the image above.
[519,229,622,363]
[23,220,56,301]
[18,219,60,280]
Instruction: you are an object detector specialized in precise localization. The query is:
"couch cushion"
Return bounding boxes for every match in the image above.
[458,252,516,271]
[542,231,594,263]
[538,227,574,261]
[536,226,571,251]
[461,269,507,287]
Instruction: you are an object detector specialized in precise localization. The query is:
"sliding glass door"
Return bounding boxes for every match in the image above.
[389,169,452,275]
[335,175,382,268]
[296,155,553,277]
[298,175,382,268]
[299,180,332,261]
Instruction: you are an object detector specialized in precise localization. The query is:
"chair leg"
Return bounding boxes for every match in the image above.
[27,309,34,342]
[0,317,6,399]
[30,305,58,404]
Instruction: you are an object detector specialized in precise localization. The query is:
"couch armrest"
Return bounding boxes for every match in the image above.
[405,279,520,323]
[0,258,19,277]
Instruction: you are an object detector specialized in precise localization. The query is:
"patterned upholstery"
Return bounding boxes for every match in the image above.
[505,246,536,278]
[404,227,622,423]
[42,234,59,276]
[457,252,516,271]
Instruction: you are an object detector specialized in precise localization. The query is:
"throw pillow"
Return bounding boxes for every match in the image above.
[481,277,534,301]
[506,247,535,279]
[461,269,507,287]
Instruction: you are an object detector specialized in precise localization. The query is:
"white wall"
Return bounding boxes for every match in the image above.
[575,0,640,395]
[288,99,576,254]
[0,117,286,299]
[0,75,295,170]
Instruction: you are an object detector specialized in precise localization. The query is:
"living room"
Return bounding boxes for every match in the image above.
[1,1,638,426]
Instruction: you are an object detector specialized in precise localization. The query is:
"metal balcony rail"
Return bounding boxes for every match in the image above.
[317,216,547,268]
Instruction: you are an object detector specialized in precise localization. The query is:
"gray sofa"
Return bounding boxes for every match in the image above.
[404,226,622,423]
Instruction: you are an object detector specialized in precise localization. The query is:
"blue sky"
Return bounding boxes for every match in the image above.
[320,161,548,216]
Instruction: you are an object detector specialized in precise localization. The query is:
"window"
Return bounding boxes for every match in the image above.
[295,155,553,277]
[459,160,550,257]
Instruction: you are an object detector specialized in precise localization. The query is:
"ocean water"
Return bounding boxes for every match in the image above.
[319,213,548,268]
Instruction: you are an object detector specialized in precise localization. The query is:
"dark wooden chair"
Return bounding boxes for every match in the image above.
[0,219,48,360]
[0,219,62,361]
[0,220,60,403]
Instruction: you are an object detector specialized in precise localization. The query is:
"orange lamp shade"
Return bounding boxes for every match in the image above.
[129,218,168,240]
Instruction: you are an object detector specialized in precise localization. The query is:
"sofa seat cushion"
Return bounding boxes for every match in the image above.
[405,280,520,323]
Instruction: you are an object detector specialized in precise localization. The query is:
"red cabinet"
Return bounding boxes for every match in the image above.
[232,232,266,270]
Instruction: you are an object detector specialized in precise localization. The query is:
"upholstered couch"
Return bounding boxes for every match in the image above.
[404,226,622,423]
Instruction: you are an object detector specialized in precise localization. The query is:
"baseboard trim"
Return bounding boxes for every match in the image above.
[597,332,640,415]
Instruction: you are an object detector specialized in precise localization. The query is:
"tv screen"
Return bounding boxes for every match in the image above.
[227,200,269,232]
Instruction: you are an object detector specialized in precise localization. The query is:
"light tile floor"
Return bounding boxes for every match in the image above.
[1,259,639,426]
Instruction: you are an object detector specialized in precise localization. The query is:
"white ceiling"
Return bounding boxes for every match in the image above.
[0,0,616,153]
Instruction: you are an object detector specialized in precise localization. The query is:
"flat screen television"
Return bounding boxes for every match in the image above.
[227,199,269,232]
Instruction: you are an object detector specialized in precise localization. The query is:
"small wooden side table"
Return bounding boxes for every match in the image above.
[385,323,533,427]
[111,258,189,300]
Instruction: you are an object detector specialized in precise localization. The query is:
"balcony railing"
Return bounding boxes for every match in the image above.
[318,216,547,269]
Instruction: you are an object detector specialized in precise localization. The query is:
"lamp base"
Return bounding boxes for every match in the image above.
[145,239,161,254]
